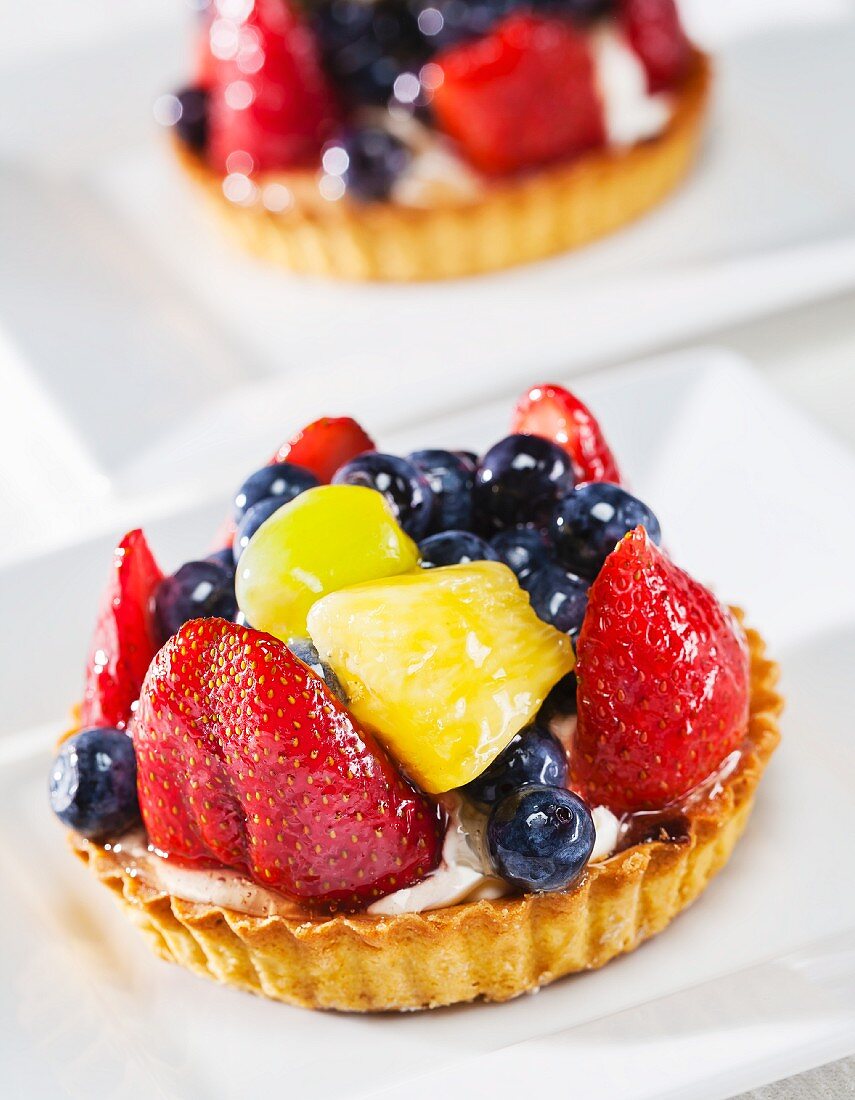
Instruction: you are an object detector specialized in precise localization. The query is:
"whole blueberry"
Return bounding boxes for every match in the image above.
[487,784,595,893]
[331,128,411,202]
[332,452,434,539]
[418,530,498,568]
[464,725,567,806]
[233,462,319,522]
[525,563,589,638]
[170,85,209,152]
[49,728,141,839]
[538,672,578,725]
[155,560,238,640]
[232,497,288,562]
[408,448,475,532]
[550,482,661,579]
[313,0,428,107]
[474,434,575,533]
[490,526,551,583]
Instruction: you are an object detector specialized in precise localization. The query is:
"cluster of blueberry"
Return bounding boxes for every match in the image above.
[154,433,660,663]
[465,722,595,892]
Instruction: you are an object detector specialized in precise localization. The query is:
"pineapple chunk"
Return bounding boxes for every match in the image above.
[307,562,574,794]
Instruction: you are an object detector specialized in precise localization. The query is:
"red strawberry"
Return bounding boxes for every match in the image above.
[81,530,164,730]
[194,12,217,90]
[132,619,443,909]
[511,382,622,484]
[620,0,692,93]
[432,13,605,176]
[206,0,340,174]
[273,416,375,483]
[572,527,750,814]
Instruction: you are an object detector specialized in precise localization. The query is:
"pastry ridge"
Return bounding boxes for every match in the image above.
[70,614,781,1012]
[172,52,712,281]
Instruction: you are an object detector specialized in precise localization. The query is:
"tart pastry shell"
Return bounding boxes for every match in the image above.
[69,615,781,1011]
[172,52,712,281]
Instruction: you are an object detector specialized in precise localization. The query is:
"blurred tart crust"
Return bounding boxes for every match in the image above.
[172,50,711,281]
[69,613,781,1012]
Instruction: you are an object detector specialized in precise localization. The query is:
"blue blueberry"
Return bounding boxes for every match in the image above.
[474,434,575,533]
[538,672,578,725]
[419,530,497,568]
[490,526,551,583]
[232,497,288,562]
[525,563,589,638]
[49,728,140,839]
[332,128,411,202]
[171,85,209,152]
[206,547,237,573]
[408,448,475,532]
[486,784,595,893]
[313,0,428,107]
[464,725,567,806]
[233,462,319,523]
[550,482,661,579]
[154,561,237,640]
[332,452,434,539]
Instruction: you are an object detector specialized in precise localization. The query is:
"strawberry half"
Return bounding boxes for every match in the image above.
[272,416,375,483]
[572,527,750,814]
[81,530,164,730]
[432,13,605,176]
[132,619,443,909]
[206,0,340,173]
[620,0,692,93]
[511,382,622,484]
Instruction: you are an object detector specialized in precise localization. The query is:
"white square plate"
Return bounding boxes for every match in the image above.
[2,350,855,1099]
[4,2,855,561]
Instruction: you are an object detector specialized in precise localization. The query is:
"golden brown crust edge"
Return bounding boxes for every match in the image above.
[172,52,712,281]
[70,615,781,1012]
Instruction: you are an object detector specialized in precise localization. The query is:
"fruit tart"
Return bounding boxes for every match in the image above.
[51,386,781,1011]
[160,0,711,279]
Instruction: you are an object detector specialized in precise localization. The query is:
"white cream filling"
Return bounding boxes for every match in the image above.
[592,25,673,147]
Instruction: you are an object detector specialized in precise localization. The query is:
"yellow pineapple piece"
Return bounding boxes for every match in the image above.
[307,562,574,794]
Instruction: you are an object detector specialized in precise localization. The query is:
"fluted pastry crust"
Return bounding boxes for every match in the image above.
[172,52,711,281]
[69,615,780,1012]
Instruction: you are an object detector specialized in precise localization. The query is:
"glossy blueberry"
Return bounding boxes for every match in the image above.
[550,482,661,579]
[525,563,589,639]
[332,452,434,539]
[313,0,428,107]
[287,639,347,702]
[206,547,237,573]
[232,497,288,563]
[155,560,238,640]
[538,671,578,725]
[418,530,497,568]
[331,127,411,202]
[490,526,551,583]
[233,462,319,523]
[474,434,575,533]
[487,784,595,893]
[171,85,209,152]
[412,0,518,50]
[49,728,141,839]
[408,448,475,532]
[464,725,567,806]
